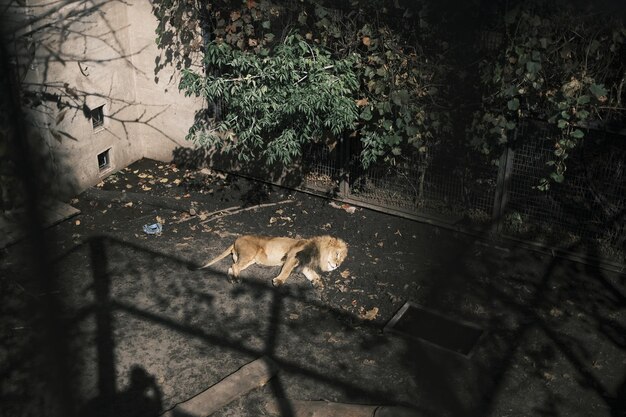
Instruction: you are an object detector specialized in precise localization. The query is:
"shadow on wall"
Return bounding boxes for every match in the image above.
[0,45,83,417]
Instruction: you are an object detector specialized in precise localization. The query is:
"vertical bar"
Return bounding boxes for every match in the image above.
[492,130,517,235]
[338,136,350,198]
[90,237,117,405]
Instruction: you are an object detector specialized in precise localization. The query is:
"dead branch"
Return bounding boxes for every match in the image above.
[198,199,297,225]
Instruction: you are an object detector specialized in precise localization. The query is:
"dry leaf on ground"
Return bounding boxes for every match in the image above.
[361,307,379,321]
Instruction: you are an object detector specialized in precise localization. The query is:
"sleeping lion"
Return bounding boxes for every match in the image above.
[197,235,348,288]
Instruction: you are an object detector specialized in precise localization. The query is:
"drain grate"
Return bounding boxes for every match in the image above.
[384,302,484,357]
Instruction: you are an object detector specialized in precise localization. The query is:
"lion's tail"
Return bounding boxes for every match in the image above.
[196,244,234,270]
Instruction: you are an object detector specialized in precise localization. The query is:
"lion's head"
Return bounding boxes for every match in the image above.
[317,236,348,272]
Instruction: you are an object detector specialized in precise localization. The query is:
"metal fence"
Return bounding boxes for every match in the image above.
[293,121,626,268]
[497,122,625,263]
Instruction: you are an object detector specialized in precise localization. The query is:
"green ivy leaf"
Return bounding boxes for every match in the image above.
[525,61,541,75]
[589,84,607,99]
[390,89,409,106]
[577,95,590,105]
[360,107,372,121]
[550,172,564,183]
[570,129,584,139]
[507,98,520,111]
[576,110,590,120]
[537,178,551,191]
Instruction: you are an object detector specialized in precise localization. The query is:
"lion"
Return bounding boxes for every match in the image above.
[197,235,348,288]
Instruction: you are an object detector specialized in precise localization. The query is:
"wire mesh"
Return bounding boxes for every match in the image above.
[238,119,623,266]
[299,139,499,225]
[502,121,626,261]
[301,142,341,192]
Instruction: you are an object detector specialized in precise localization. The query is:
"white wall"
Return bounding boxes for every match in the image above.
[3,0,202,197]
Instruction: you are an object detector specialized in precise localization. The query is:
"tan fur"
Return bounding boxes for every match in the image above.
[198,235,348,288]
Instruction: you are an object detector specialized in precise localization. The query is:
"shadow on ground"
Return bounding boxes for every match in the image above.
[1,159,625,417]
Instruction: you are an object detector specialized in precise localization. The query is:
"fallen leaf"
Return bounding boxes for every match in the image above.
[341,204,356,214]
[160,178,168,183]
[361,307,379,321]
[289,313,299,320]
[173,179,181,185]
[156,216,164,225]
[362,36,371,46]
[123,202,133,208]
[126,184,133,189]
[377,241,384,247]
[340,269,350,279]
[387,292,401,303]
[543,372,556,381]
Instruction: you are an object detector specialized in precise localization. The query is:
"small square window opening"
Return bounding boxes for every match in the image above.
[91,105,104,130]
[98,149,111,172]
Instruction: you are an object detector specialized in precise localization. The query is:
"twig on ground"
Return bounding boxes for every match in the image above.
[198,199,296,225]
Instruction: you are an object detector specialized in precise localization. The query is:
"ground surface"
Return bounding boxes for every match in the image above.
[1,158,625,417]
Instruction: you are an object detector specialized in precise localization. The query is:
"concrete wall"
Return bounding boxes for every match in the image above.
[4,0,201,198]
[126,0,202,162]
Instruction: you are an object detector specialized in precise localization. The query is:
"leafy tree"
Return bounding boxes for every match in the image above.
[179,35,359,165]
[471,1,625,189]
[154,0,452,168]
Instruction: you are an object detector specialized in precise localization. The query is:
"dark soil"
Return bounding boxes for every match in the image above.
[1,158,625,417]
